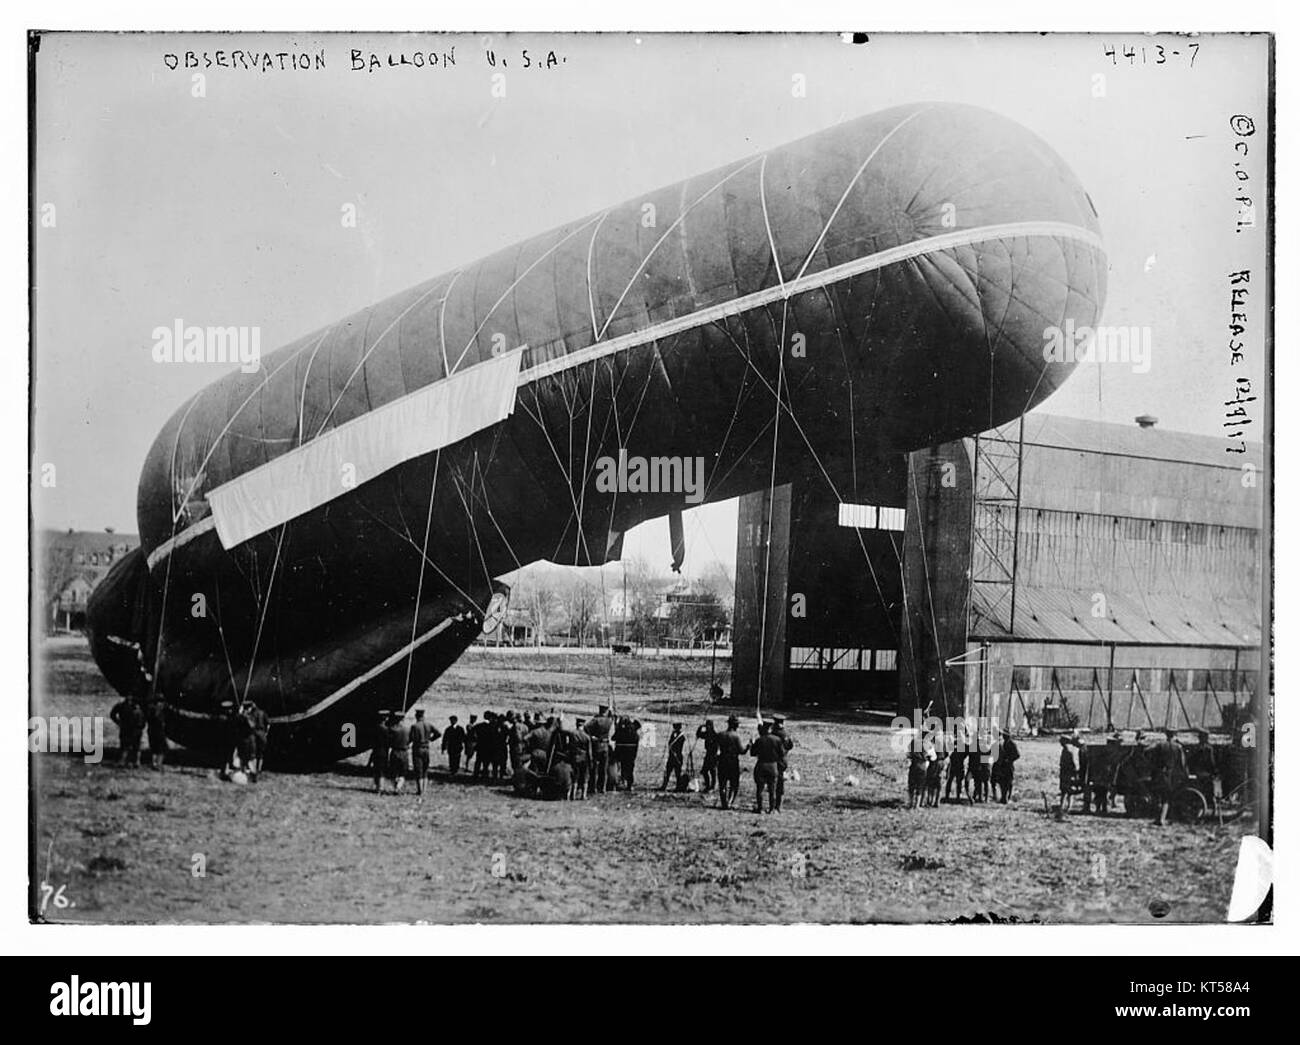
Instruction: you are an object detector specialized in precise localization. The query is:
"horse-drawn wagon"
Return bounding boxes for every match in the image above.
[1072,735,1255,822]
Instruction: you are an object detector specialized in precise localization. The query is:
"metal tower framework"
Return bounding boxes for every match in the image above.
[969,417,1025,638]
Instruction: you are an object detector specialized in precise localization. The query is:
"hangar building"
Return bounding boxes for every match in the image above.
[732,413,1263,732]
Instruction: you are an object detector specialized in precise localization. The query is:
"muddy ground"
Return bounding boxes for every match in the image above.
[32,638,1252,924]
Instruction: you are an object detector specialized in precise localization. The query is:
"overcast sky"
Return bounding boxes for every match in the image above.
[32,32,1269,579]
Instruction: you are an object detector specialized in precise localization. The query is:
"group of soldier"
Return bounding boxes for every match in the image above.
[906,727,1020,808]
[694,714,794,812]
[369,708,444,794]
[365,703,646,799]
[108,692,170,771]
[364,701,796,813]
[107,681,800,815]
[1058,727,1199,825]
[907,725,1210,822]
[219,699,271,782]
[109,688,271,781]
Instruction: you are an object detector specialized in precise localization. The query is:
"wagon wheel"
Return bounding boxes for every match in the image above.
[1172,786,1207,823]
[1219,780,1255,823]
[1123,789,1152,819]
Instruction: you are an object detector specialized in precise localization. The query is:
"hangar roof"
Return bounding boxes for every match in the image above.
[1007,413,1264,529]
[1019,413,1262,470]
[970,584,1261,648]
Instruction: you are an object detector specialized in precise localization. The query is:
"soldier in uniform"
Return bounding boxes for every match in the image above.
[384,711,410,793]
[472,712,492,778]
[944,726,968,803]
[715,715,747,810]
[523,715,555,774]
[243,699,270,781]
[570,717,592,799]
[1058,735,1079,810]
[515,757,573,801]
[370,710,390,792]
[463,713,479,771]
[145,699,168,771]
[749,722,784,814]
[906,748,929,809]
[217,700,241,779]
[991,728,1019,803]
[659,722,687,791]
[494,712,512,779]
[546,715,575,797]
[234,701,259,778]
[441,715,465,774]
[409,709,440,795]
[770,714,794,810]
[696,719,719,792]
[1151,728,1187,826]
[505,711,524,777]
[109,696,145,769]
[969,728,994,802]
[614,715,642,791]
[584,704,614,793]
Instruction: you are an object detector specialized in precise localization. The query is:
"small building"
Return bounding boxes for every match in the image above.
[40,529,140,633]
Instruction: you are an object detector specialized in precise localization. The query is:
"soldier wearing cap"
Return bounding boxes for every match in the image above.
[584,703,614,793]
[386,711,411,794]
[463,713,479,771]
[660,722,687,791]
[1057,735,1079,810]
[749,721,785,814]
[523,715,555,774]
[570,717,592,799]
[505,710,524,777]
[409,709,441,795]
[991,727,1019,804]
[614,715,642,791]
[144,698,169,771]
[770,714,794,810]
[441,715,466,774]
[472,712,495,779]
[715,714,747,809]
[244,699,270,781]
[110,695,145,769]
[1151,728,1187,826]
[696,719,719,792]
[234,700,259,778]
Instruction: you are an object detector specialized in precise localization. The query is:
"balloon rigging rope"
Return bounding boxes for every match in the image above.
[907,455,949,714]
[240,524,288,703]
[401,448,442,706]
[753,298,790,721]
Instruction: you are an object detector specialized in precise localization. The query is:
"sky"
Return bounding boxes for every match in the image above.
[32,32,1270,581]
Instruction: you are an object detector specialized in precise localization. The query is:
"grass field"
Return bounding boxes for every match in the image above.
[31,637,1252,924]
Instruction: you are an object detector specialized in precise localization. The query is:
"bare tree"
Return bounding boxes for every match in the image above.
[40,541,80,632]
[523,583,560,645]
[562,579,601,646]
[668,586,730,646]
[621,556,666,647]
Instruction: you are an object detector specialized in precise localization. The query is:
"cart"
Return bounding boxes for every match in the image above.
[1078,738,1254,822]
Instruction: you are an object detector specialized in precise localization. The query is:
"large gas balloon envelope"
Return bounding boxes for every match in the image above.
[87,102,1105,764]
